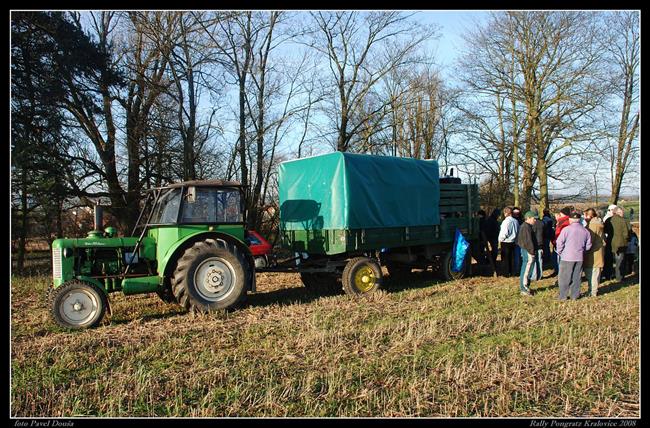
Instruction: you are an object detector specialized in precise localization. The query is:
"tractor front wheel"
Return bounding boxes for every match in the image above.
[342,257,383,295]
[172,239,249,312]
[50,280,108,329]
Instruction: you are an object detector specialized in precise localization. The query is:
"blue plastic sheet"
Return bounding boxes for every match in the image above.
[452,227,470,272]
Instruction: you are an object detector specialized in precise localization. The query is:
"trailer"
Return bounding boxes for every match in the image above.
[261,152,480,295]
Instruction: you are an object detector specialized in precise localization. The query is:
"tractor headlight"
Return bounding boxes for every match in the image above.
[63,248,73,258]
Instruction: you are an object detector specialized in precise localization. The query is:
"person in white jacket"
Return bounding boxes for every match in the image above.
[498,207,520,277]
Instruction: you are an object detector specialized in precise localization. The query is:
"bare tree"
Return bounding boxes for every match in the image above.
[246,11,281,230]
[456,15,525,208]
[512,12,606,213]
[380,66,457,161]
[457,12,607,213]
[58,12,176,232]
[197,12,254,194]
[198,11,313,229]
[143,12,226,182]
[305,11,438,152]
[601,11,640,205]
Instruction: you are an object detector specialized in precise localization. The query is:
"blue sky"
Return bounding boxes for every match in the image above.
[414,10,487,79]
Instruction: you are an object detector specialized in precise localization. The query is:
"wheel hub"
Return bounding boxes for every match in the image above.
[193,257,237,301]
[206,268,225,291]
[60,289,99,325]
[354,266,376,292]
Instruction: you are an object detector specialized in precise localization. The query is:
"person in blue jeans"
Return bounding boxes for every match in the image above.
[530,211,545,280]
[517,211,538,296]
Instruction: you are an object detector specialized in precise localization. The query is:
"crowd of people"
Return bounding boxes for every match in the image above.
[477,204,639,300]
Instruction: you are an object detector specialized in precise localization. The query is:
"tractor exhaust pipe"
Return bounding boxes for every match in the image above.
[94,205,103,231]
[87,204,105,238]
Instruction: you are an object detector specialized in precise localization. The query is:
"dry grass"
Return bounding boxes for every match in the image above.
[11,264,639,417]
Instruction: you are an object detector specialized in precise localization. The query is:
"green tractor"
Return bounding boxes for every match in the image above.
[49,180,255,329]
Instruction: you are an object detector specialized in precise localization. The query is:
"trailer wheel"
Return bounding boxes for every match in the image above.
[172,239,249,312]
[441,250,470,281]
[50,280,108,329]
[300,272,339,290]
[342,257,383,295]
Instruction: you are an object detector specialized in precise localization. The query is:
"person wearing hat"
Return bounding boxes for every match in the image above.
[517,211,538,296]
[555,211,592,300]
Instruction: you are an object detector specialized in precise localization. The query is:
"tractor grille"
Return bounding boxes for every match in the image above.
[52,248,62,279]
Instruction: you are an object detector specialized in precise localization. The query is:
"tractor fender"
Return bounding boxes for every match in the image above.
[75,275,107,293]
[159,231,256,292]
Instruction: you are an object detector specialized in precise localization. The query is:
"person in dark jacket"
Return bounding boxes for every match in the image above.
[531,212,545,280]
[484,208,501,269]
[602,205,617,280]
[476,210,488,265]
[542,209,554,265]
[517,211,538,296]
[605,207,631,281]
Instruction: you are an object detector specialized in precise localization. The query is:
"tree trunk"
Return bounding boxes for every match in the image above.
[16,169,28,274]
[250,85,266,231]
[338,105,349,152]
[56,199,64,238]
[184,66,197,181]
[511,100,520,208]
[537,156,548,218]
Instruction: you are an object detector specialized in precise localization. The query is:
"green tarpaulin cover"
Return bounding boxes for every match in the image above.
[279,152,440,230]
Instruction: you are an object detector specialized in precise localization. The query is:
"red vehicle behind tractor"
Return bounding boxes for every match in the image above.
[246,230,272,269]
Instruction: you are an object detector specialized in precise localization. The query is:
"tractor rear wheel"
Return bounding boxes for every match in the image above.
[342,257,383,295]
[172,239,249,312]
[50,280,108,329]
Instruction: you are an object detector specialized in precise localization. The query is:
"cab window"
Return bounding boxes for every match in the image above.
[180,188,243,223]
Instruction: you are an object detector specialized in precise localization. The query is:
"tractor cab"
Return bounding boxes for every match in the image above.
[142,180,246,229]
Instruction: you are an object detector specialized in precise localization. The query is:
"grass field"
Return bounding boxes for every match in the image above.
[11,259,639,417]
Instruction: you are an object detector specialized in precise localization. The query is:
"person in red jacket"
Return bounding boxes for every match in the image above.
[551,207,572,276]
